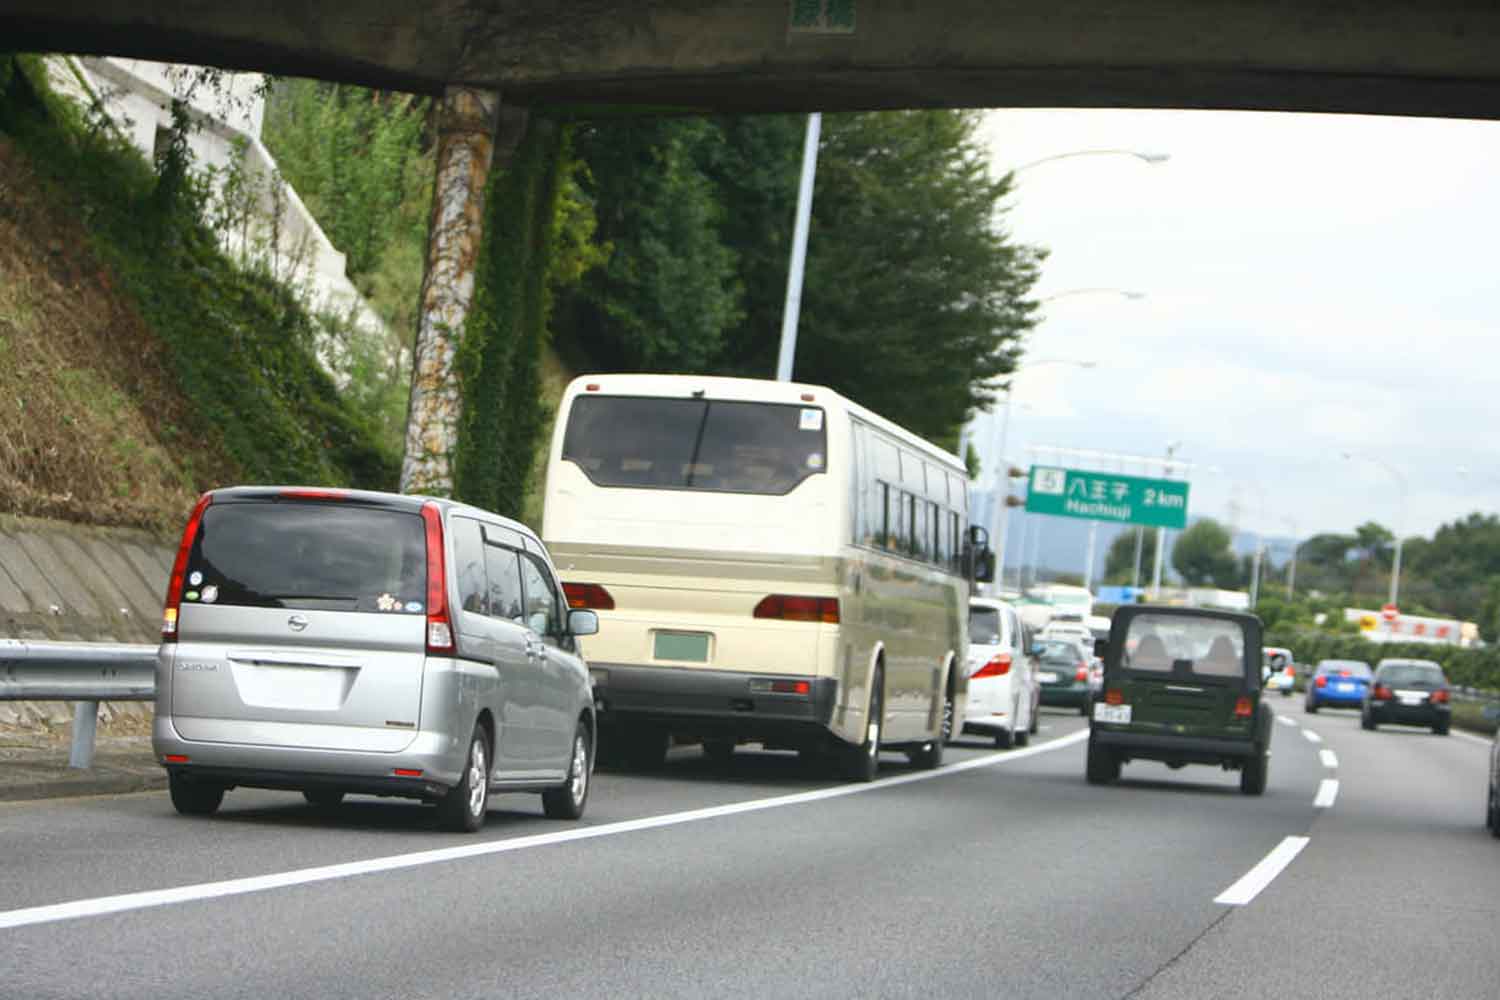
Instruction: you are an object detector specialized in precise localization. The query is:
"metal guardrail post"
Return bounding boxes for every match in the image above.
[69,700,100,769]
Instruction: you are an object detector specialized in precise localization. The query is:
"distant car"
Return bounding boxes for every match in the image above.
[1263,646,1297,696]
[1305,659,1372,712]
[963,598,1038,749]
[1486,706,1500,839]
[1041,621,1094,648]
[1361,659,1451,735]
[1034,637,1094,716]
[1088,605,1271,795]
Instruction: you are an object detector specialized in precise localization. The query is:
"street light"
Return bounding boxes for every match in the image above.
[1011,149,1171,176]
[986,359,1097,592]
[1341,451,1408,606]
[1039,288,1147,305]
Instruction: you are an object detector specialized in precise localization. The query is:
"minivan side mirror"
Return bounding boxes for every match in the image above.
[568,608,599,637]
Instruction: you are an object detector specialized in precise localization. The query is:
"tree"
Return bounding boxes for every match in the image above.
[789,110,1043,444]
[1103,528,1157,584]
[1172,518,1240,587]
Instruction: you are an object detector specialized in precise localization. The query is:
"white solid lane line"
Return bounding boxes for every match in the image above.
[1214,836,1311,906]
[1313,778,1339,808]
[1302,729,1322,744]
[0,729,1089,932]
[1276,715,1298,727]
[1320,749,1339,769]
[1452,730,1492,748]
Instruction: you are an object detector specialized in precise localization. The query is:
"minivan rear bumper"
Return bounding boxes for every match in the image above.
[153,714,465,794]
[590,663,837,740]
[1092,727,1257,766]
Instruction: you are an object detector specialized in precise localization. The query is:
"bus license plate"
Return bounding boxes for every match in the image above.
[654,632,710,663]
[1094,704,1131,724]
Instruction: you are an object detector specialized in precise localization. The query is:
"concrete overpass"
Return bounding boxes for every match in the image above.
[6,1,1499,495]
[6,1,1500,119]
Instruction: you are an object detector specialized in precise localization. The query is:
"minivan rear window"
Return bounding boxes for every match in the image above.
[184,501,427,614]
[1124,614,1247,678]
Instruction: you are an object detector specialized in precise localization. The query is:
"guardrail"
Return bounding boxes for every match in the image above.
[0,640,157,768]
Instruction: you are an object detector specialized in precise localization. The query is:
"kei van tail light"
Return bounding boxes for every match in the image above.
[421,502,454,654]
[161,492,212,641]
[972,653,1012,679]
[563,582,615,610]
[1233,696,1254,718]
[753,595,839,623]
[1105,689,1123,706]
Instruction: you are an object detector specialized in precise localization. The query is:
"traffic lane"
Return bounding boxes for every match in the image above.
[1134,697,1499,999]
[0,724,1084,912]
[3,717,1327,1000]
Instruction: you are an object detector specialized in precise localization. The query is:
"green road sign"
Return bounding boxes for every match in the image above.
[1025,465,1190,529]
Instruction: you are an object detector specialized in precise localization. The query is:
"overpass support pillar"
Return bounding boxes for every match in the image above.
[400,85,513,496]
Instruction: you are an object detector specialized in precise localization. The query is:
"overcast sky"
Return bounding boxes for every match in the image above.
[970,108,1500,543]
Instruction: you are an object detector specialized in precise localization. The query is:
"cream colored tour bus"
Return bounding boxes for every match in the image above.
[542,374,993,781]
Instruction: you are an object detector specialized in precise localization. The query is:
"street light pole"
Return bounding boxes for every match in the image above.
[1342,452,1408,605]
[775,112,822,382]
[1284,517,1299,599]
[1011,149,1171,176]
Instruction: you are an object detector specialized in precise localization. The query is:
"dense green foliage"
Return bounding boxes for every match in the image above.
[1103,527,1157,584]
[556,110,1042,447]
[1263,628,1500,694]
[1172,518,1239,586]
[0,56,398,492]
[261,79,434,455]
[453,118,569,518]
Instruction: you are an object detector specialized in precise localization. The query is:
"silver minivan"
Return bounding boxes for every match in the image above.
[152,486,598,832]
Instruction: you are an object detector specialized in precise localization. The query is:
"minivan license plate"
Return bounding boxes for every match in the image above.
[1094,704,1131,724]
[654,632,710,663]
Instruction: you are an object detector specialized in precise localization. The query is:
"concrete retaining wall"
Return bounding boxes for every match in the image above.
[0,516,173,726]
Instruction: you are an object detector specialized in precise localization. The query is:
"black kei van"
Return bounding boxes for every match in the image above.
[1086,605,1272,796]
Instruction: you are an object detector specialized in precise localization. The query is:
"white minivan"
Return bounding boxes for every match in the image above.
[961,597,1037,748]
[153,486,599,832]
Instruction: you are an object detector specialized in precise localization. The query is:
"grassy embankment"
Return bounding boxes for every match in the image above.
[0,55,396,533]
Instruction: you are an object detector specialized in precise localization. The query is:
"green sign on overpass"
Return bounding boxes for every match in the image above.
[1025,465,1190,530]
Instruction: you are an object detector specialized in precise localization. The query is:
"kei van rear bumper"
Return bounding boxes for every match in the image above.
[1092,727,1258,766]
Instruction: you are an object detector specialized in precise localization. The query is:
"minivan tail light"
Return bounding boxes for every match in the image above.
[753,595,839,624]
[421,502,454,654]
[563,582,615,610]
[162,492,212,641]
[279,488,349,500]
[1233,696,1253,718]
[972,653,1012,678]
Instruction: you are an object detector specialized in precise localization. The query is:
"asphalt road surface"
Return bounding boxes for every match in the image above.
[1,703,1495,999]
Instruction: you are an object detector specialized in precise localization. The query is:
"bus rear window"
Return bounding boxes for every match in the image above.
[561,396,827,495]
[185,501,427,613]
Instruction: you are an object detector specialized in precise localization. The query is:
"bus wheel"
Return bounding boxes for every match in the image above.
[844,667,884,783]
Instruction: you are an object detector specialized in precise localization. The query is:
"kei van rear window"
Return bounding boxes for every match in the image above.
[183,501,427,614]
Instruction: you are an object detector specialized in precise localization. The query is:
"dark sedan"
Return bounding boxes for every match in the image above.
[1361,659,1451,735]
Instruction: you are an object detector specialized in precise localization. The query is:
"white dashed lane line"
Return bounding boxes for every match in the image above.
[1302,729,1322,743]
[1313,778,1339,808]
[1320,749,1339,769]
[1276,715,1298,727]
[1214,836,1311,906]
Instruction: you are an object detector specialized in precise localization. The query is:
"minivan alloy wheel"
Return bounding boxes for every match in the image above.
[569,734,588,805]
[466,739,487,819]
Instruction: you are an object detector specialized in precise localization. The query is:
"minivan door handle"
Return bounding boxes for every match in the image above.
[525,638,545,659]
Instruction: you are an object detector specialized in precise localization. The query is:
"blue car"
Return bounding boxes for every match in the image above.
[1305,659,1372,712]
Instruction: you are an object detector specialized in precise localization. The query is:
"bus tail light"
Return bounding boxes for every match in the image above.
[753,595,839,623]
[421,502,454,654]
[563,582,616,610]
[749,678,812,696]
[972,653,1012,678]
[1234,696,1253,718]
[162,492,212,641]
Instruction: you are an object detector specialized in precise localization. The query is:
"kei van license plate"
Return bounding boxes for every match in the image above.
[654,631,711,663]
[1094,704,1132,724]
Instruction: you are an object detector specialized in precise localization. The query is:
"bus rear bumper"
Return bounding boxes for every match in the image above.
[589,663,838,741]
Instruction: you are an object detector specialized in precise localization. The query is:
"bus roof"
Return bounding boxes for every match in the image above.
[560,373,963,471]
